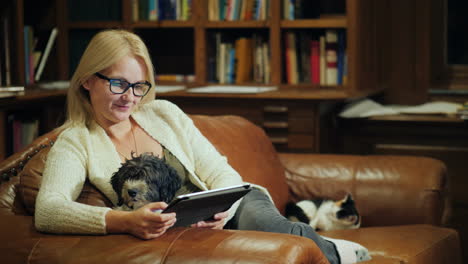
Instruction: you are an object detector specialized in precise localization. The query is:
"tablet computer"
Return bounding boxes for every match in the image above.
[162,184,251,227]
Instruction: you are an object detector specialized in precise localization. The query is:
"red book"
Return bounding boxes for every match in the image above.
[310,40,320,84]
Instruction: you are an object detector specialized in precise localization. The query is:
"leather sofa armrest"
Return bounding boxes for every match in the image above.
[1,214,329,264]
[279,153,451,227]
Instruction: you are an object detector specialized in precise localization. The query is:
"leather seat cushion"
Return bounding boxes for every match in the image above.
[17,146,112,215]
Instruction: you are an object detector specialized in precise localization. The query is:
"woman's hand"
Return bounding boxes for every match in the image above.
[106,202,176,240]
[191,211,228,230]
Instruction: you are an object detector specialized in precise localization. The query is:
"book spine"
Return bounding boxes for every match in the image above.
[228,46,235,83]
[300,33,311,83]
[289,32,298,84]
[325,29,338,86]
[24,27,30,85]
[215,33,221,82]
[132,0,139,22]
[284,32,291,84]
[319,35,326,86]
[310,40,320,84]
[262,41,270,83]
[3,17,10,86]
[35,28,58,82]
[337,31,346,85]
[149,0,157,21]
[156,74,185,82]
[219,43,227,83]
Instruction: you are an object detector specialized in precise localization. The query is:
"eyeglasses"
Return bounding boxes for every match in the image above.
[94,72,152,97]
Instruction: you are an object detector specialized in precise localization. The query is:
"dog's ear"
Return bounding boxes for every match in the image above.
[159,165,182,203]
[110,171,125,206]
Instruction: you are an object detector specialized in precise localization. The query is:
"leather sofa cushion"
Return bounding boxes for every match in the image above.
[18,144,112,215]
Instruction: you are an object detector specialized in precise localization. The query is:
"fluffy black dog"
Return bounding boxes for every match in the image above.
[110,152,182,211]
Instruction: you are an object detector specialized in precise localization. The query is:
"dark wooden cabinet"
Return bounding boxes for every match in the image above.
[160,89,341,153]
[338,114,468,260]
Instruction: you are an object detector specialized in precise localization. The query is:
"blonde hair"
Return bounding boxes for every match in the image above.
[65,29,156,127]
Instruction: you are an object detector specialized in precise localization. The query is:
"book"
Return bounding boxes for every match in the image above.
[34,27,58,81]
[337,31,346,85]
[325,30,338,86]
[2,16,11,86]
[262,41,270,83]
[310,40,320,84]
[139,0,149,21]
[235,37,253,83]
[284,32,292,84]
[132,0,139,22]
[286,32,298,84]
[23,26,30,84]
[319,35,326,85]
[253,34,265,83]
[149,0,158,21]
[299,33,311,83]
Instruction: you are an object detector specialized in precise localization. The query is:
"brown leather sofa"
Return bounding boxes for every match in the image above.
[0,114,462,264]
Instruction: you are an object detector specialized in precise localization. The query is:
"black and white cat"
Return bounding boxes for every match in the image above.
[285,194,361,231]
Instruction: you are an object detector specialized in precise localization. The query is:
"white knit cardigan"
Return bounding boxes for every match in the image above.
[35,100,245,234]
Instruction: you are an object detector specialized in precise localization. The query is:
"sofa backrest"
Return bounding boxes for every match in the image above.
[0,115,290,216]
[191,115,290,212]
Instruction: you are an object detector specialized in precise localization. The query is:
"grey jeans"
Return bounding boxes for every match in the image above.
[225,188,340,264]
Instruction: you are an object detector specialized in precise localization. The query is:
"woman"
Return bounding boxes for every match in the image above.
[35,30,368,264]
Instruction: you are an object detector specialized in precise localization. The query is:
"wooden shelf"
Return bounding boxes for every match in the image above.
[205,20,270,28]
[131,20,195,28]
[0,89,67,107]
[160,87,348,100]
[280,17,347,28]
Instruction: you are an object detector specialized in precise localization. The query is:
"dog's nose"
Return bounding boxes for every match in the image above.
[128,189,137,198]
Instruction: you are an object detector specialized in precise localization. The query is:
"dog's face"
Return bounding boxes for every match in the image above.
[110,153,182,211]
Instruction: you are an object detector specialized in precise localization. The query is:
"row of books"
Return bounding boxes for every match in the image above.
[23,26,58,85]
[208,0,270,21]
[284,30,346,86]
[132,0,192,21]
[283,0,320,20]
[155,74,195,82]
[7,115,39,154]
[208,33,270,84]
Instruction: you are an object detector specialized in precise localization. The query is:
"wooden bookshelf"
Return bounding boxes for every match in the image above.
[51,0,383,98]
[1,0,387,158]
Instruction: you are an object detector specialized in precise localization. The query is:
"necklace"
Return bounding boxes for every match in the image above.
[114,123,138,160]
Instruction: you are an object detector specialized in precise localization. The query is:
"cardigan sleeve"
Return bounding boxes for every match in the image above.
[35,127,111,234]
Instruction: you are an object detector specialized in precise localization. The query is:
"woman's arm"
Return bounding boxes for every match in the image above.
[35,129,111,234]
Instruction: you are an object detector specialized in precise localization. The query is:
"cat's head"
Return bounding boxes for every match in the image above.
[333,193,361,228]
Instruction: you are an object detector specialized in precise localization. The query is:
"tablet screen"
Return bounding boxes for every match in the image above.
[163,184,251,227]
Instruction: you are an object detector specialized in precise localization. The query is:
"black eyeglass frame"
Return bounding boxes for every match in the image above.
[94,72,152,97]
